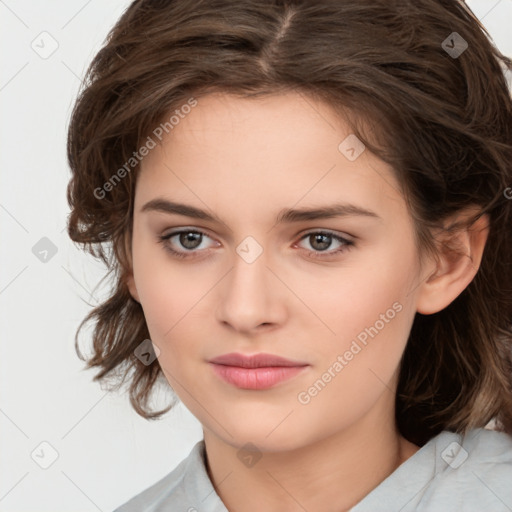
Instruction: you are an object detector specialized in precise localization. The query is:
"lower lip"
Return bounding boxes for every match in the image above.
[210,363,307,390]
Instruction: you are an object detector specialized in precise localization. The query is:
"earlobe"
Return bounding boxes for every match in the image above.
[415,211,489,315]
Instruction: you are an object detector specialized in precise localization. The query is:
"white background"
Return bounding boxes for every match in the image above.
[1,1,511,510]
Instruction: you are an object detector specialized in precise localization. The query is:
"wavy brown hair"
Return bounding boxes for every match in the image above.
[66,0,512,446]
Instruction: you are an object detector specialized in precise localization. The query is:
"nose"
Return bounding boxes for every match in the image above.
[215,246,287,335]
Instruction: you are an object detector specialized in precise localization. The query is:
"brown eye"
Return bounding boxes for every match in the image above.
[296,231,354,259]
[178,231,203,250]
[158,229,218,259]
[308,233,333,251]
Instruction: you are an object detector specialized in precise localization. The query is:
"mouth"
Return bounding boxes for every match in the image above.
[208,352,310,390]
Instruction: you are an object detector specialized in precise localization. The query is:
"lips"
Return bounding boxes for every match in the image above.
[209,352,308,368]
[209,352,309,389]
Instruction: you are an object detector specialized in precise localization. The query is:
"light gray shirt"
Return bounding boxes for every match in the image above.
[113,427,512,511]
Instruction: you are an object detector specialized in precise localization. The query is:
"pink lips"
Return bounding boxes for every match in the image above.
[209,352,309,390]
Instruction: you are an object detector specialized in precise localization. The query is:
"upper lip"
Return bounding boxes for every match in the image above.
[209,352,309,368]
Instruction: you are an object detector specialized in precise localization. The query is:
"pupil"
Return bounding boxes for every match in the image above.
[312,233,331,251]
[181,232,201,249]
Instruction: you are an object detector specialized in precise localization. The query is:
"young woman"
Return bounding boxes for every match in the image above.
[66,1,512,510]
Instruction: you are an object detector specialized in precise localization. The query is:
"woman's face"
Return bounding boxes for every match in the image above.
[127,91,426,451]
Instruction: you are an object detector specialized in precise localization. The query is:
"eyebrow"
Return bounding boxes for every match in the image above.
[140,198,381,224]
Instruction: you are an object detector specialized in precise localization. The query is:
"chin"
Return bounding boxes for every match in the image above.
[206,419,313,453]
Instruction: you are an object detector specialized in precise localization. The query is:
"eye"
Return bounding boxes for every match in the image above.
[157,229,218,259]
[157,228,354,260]
[295,231,354,259]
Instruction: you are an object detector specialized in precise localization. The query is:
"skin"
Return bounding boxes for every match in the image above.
[126,91,489,511]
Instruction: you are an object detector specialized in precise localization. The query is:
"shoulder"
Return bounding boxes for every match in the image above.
[351,427,512,512]
[113,440,227,512]
[431,428,512,484]
[457,427,512,462]
[411,428,512,510]
[433,427,512,475]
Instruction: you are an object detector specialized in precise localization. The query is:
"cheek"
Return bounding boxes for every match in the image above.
[132,256,225,379]
[294,298,413,442]
[314,245,418,398]
[132,235,209,332]
[296,251,417,354]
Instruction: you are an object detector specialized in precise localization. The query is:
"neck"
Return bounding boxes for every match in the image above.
[203,391,420,512]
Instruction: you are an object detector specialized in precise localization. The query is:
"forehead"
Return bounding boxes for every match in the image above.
[135,91,406,226]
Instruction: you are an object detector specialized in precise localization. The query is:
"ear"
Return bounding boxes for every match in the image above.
[126,272,140,303]
[415,208,489,315]
[123,231,140,303]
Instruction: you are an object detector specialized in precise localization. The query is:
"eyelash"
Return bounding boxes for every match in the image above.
[157,229,354,260]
